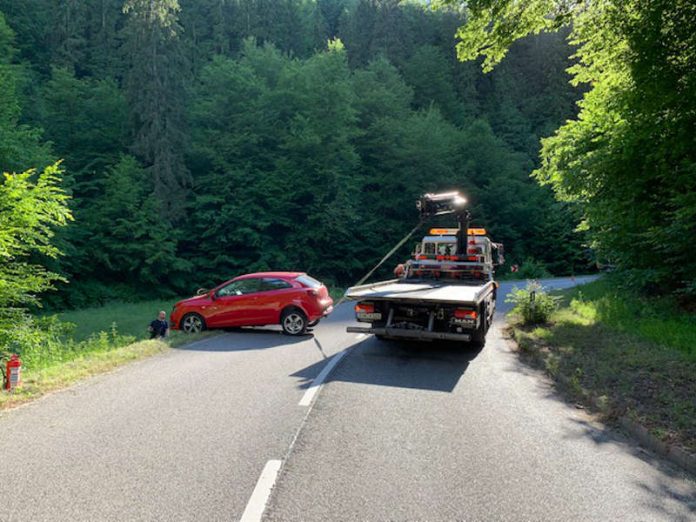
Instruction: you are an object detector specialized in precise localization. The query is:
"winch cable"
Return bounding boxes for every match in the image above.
[335,220,424,308]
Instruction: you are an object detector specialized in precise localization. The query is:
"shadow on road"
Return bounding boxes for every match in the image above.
[173,327,312,352]
[292,336,483,392]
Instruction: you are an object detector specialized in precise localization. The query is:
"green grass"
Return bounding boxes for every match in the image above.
[508,279,696,453]
[560,279,696,358]
[52,298,179,342]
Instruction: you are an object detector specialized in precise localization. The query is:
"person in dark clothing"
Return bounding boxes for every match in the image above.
[149,311,169,339]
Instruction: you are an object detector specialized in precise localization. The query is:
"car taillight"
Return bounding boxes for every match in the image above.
[454,309,477,319]
[355,303,375,314]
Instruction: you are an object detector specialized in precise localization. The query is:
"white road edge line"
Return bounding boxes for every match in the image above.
[298,349,348,407]
[239,459,282,522]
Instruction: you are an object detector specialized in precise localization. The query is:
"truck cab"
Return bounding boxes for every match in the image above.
[408,228,500,283]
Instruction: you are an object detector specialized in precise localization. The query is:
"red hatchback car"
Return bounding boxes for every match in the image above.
[170,272,333,336]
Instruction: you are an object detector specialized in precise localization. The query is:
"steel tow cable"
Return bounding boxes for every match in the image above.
[334,220,424,308]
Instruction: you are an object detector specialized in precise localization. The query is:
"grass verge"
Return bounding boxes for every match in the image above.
[2,297,217,410]
[0,330,214,410]
[53,298,179,341]
[507,279,696,454]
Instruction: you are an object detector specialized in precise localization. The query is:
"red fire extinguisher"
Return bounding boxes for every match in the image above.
[4,354,22,391]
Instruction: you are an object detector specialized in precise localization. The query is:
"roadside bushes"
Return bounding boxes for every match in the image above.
[0,314,135,371]
[506,281,560,324]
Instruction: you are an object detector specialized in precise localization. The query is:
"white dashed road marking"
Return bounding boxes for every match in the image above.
[298,349,348,407]
[239,460,282,522]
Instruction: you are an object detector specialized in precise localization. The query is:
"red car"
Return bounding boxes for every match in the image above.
[170,272,333,336]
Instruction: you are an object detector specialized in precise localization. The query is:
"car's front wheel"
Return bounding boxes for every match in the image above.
[181,313,206,334]
[281,308,307,336]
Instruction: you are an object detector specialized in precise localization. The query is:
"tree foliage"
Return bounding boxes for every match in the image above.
[122,0,190,220]
[0,164,71,344]
[443,0,696,302]
[0,0,591,308]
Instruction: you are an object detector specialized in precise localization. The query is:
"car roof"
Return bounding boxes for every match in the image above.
[234,271,305,280]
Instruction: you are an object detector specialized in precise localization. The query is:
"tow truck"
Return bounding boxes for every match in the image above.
[345,192,504,346]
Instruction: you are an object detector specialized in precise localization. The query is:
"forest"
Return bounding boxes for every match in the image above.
[0,0,589,313]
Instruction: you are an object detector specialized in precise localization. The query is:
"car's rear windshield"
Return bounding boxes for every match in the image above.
[295,274,322,288]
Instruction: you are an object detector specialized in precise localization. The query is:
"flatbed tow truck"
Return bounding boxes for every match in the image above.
[345,192,503,346]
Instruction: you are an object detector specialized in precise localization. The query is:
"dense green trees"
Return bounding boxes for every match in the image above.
[448,0,696,302]
[0,13,52,174]
[0,0,590,308]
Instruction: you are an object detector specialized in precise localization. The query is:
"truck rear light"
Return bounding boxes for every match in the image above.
[454,309,477,319]
[355,303,375,314]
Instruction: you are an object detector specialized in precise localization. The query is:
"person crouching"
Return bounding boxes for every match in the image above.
[149,311,169,339]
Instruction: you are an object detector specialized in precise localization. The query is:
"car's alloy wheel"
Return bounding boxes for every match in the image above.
[182,314,205,334]
[281,310,307,335]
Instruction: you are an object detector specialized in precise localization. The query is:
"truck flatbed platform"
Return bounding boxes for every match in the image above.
[345,279,495,306]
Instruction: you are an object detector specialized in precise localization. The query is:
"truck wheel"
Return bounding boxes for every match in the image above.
[470,306,489,347]
[281,308,307,336]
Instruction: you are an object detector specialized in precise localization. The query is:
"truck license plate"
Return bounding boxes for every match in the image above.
[357,312,382,321]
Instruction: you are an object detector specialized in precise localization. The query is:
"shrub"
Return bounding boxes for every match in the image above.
[0,313,135,370]
[517,258,552,280]
[506,281,560,324]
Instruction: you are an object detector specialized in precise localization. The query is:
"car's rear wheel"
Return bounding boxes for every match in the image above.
[281,308,307,336]
[181,313,206,334]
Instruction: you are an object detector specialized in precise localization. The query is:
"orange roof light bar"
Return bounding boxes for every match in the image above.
[429,228,487,236]
[429,228,458,235]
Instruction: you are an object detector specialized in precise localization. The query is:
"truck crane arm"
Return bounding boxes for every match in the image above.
[417,192,471,258]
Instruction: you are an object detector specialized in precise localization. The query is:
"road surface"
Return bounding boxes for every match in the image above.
[0,276,694,521]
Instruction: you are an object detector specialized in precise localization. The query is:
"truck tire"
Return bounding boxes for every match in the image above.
[470,306,489,347]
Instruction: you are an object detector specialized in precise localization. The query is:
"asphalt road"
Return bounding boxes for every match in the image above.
[1,276,694,521]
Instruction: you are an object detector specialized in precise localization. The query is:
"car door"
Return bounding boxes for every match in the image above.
[206,279,264,327]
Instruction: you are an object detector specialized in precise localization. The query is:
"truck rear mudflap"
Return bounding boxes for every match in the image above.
[347,325,471,342]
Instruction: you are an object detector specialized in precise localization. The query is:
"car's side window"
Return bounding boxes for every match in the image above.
[216,282,242,297]
[238,279,263,294]
[260,278,292,291]
[217,279,263,297]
